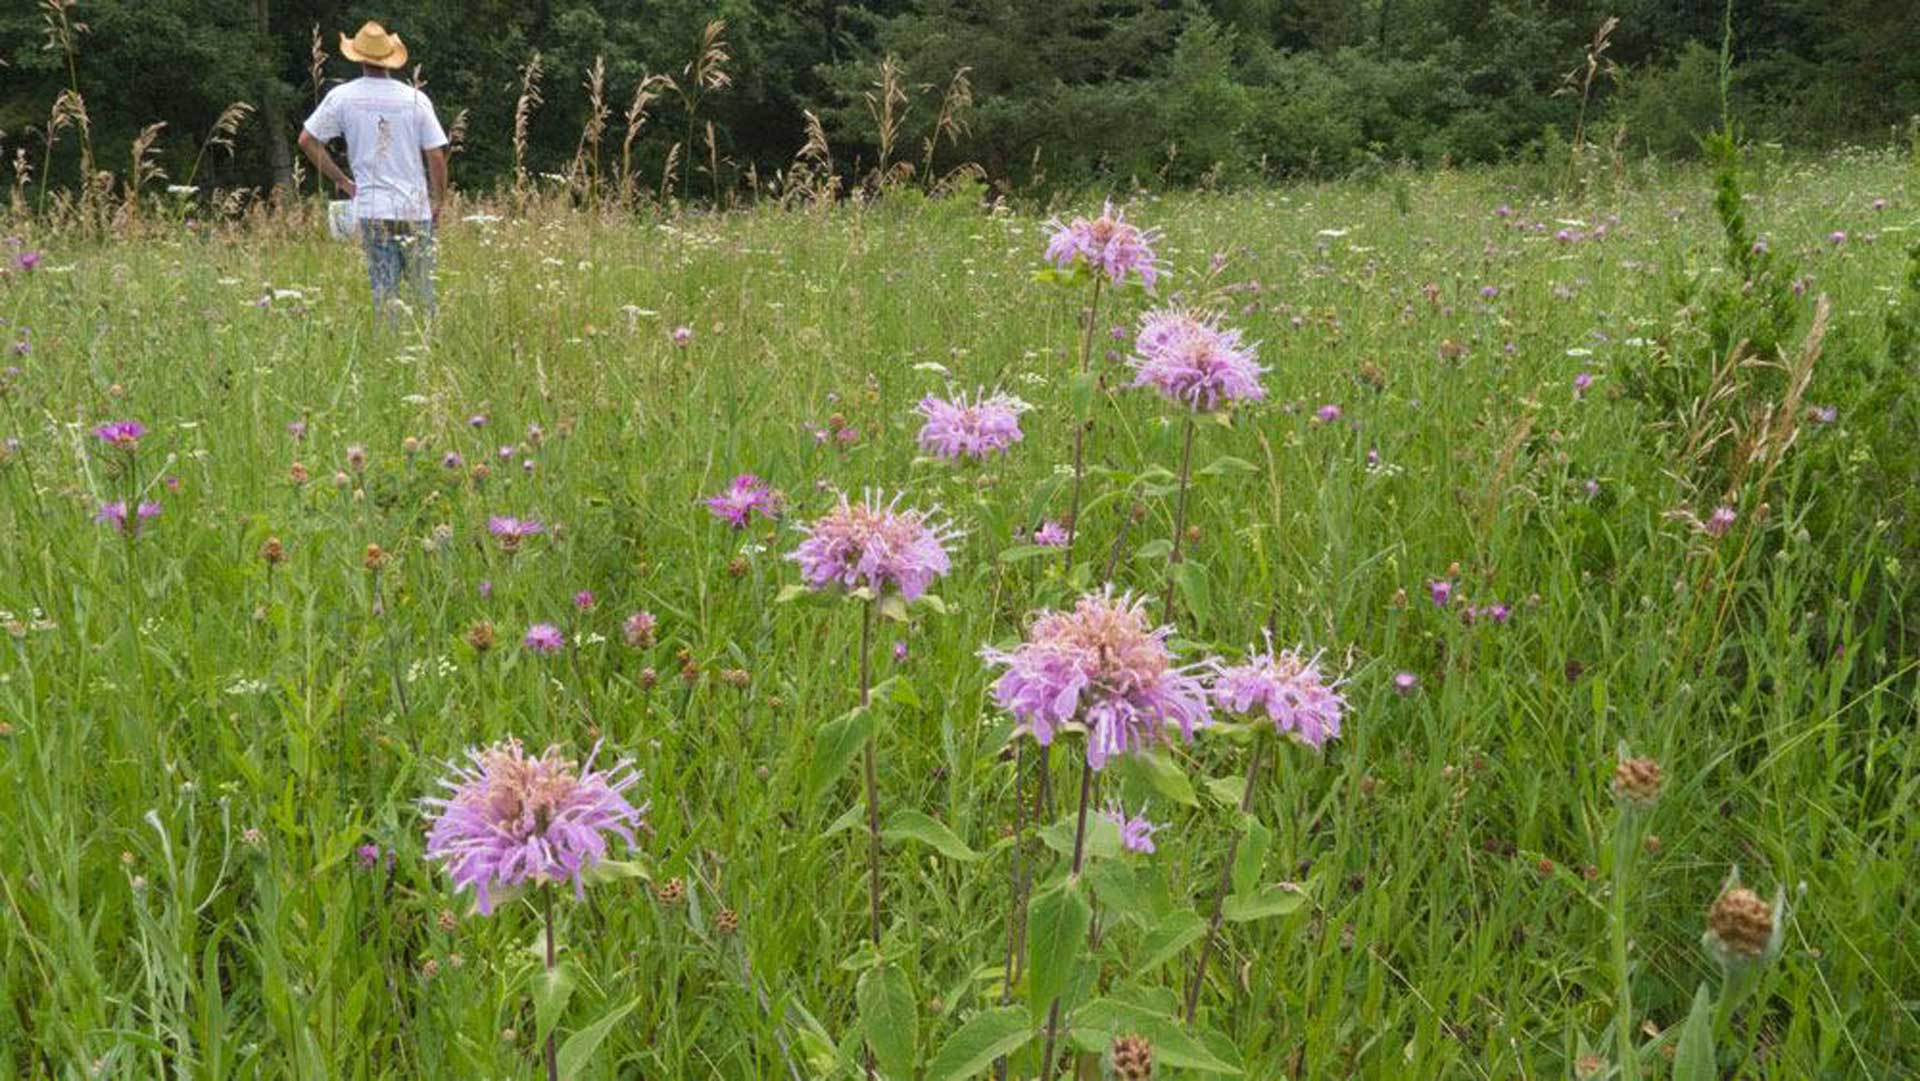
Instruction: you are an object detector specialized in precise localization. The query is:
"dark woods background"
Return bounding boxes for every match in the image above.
[3,0,1917,202]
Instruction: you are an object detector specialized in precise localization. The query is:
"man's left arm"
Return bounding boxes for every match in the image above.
[424,147,448,224]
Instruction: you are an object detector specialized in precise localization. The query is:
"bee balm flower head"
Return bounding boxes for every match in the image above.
[1043,200,1163,290]
[423,739,646,914]
[1210,638,1346,748]
[788,491,955,600]
[1129,309,1265,411]
[915,388,1030,460]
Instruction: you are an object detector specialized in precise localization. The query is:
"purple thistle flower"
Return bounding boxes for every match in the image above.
[93,500,162,536]
[1210,638,1346,748]
[286,419,307,440]
[1032,520,1070,548]
[671,325,694,346]
[354,844,391,871]
[622,610,658,649]
[788,491,956,601]
[423,739,646,915]
[487,516,545,552]
[1703,505,1737,538]
[1429,579,1453,607]
[1392,671,1419,695]
[1573,371,1594,398]
[705,474,782,529]
[523,623,565,653]
[1314,403,1342,424]
[92,420,146,450]
[441,451,464,470]
[478,579,493,599]
[1129,309,1266,411]
[1043,201,1163,290]
[1480,285,1500,299]
[468,413,488,428]
[981,587,1211,771]
[1101,801,1162,854]
[1827,230,1847,245]
[14,251,42,272]
[915,388,1030,460]
[573,590,596,611]
[1809,404,1837,424]
[892,640,909,662]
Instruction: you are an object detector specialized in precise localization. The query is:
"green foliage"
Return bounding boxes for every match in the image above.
[1613,41,1723,159]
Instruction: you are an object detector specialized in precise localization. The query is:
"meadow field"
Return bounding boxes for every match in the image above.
[0,153,1915,1079]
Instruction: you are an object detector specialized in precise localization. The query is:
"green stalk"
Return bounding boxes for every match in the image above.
[1610,808,1638,1075]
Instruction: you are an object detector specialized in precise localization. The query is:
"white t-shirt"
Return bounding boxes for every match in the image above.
[304,77,448,223]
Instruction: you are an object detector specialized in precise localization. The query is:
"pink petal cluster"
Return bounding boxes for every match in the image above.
[94,499,162,535]
[487,515,545,552]
[705,473,782,529]
[424,739,646,914]
[1102,801,1162,854]
[1043,200,1162,289]
[1129,309,1266,411]
[915,389,1030,460]
[789,491,955,600]
[92,420,147,450]
[1210,641,1346,748]
[982,587,1211,770]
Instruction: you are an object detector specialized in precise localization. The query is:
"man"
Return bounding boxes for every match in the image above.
[297,21,449,321]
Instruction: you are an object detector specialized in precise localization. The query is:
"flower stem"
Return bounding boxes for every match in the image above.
[1184,734,1262,1023]
[543,884,559,1081]
[1063,275,1104,573]
[1610,809,1637,1075]
[859,598,881,946]
[1038,756,1095,1079]
[1162,415,1198,623]
[993,741,1029,1081]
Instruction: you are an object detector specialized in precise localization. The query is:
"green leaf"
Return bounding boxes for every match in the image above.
[924,1007,1033,1081]
[577,858,649,886]
[913,593,949,616]
[1084,859,1142,919]
[1174,561,1212,627]
[1072,998,1241,1074]
[1197,455,1258,477]
[807,706,877,806]
[1068,370,1099,416]
[858,963,919,1080]
[1222,884,1305,923]
[556,997,639,1078]
[1038,813,1121,862]
[1205,775,1247,808]
[1139,910,1209,970]
[877,592,910,623]
[1672,982,1716,1081]
[1134,538,1174,562]
[883,810,981,862]
[1231,817,1271,899]
[774,583,810,604]
[1026,880,1091,1024]
[1128,751,1199,808]
[533,963,577,1045]
[998,544,1056,564]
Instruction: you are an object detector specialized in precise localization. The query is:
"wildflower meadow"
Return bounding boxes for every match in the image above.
[1,151,1916,1079]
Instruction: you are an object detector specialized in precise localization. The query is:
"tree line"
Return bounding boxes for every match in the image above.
[2,0,1915,206]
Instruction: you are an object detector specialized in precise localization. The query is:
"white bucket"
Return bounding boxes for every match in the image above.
[327,200,357,241]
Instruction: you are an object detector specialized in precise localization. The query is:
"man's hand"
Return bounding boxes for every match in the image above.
[340,177,358,199]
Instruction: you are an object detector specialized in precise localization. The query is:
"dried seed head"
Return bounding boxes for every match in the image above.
[363,544,389,571]
[1183,524,1201,544]
[1706,887,1774,962]
[726,556,749,578]
[402,436,420,455]
[437,908,457,932]
[288,461,309,485]
[720,668,750,689]
[1611,756,1663,806]
[420,958,439,980]
[260,536,286,565]
[1107,1033,1153,1080]
[467,620,497,652]
[639,666,658,689]
[655,877,685,906]
[714,908,740,936]
[1573,1054,1606,1079]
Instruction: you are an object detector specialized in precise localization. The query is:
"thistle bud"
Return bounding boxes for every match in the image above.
[655,877,686,906]
[714,908,740,936]
[1705,886,1775,964]
[1611,756,1663,807]
[1106,1033,1153,1080]
[260,536,286,565]
[288,461,309,485]
[363,544,389,571]
[467,620,496,652]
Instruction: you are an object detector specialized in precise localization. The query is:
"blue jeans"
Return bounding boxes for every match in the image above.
[359,219,435,321]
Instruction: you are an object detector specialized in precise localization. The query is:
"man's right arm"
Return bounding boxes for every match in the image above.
[297,130,356,198]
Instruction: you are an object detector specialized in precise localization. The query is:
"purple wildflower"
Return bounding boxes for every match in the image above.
[1827,230,1847,245]
[1703,505,1737,538]
[1129,309,1265,411]
[1573,371,1594,398]
[1102,801,1161,854]
[13,252,41,273]
[705,474,782,529]
[423,739,646,914]
[478,579,493,599]
[286,419,307,440]
[487,516,544,552]
[1809,405,1836,424]
[788,491,956,600]
[1314,404,1342,424]
[573,590,596,611]
[354,844,390,871]
[1392,671,1419,695]
[1032,520,1070,548]
[441,451,464,470]
[892,640,909,662]
[981,587,1211,770]
[523,623,565,653]
[1480,285,1500,299]
[1209,639,1346,748]
[622,610,658,649]
[915,388,1030,460]
[94,499,162,536]
[468,413,488,428]
[1043,201,1163,289]
[671,325,694,346]
[1429,579,1453,607]
[92,420,146,450]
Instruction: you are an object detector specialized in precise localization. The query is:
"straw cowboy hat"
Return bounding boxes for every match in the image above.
[339,21,408,69]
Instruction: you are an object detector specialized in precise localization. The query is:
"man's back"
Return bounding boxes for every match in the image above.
[304,77,447,222]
